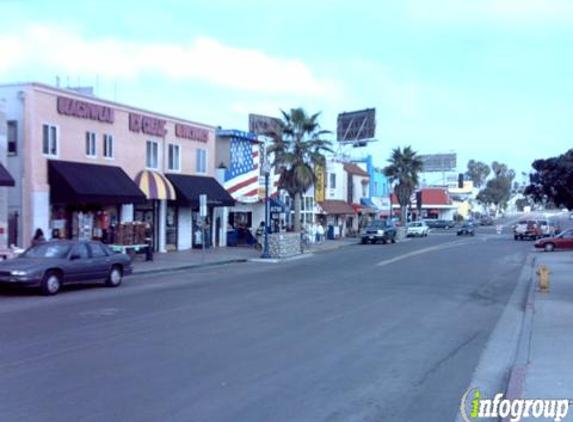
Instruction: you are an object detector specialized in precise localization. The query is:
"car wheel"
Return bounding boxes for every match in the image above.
[41,271,61,296]
[391,238,396,244]
[544,243,555,252]
[361,238,367,244]
[106,265,123,287]
[514,235,518,240]
[381,239,387,244]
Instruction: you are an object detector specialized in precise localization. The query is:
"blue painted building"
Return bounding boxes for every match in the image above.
[351,155,390,198]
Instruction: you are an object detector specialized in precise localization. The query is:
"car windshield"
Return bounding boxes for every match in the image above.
[22,242,72,259]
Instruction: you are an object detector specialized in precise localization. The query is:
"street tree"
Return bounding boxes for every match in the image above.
[465,160,490,188]
[383,146,424,225]
[476,161,515,213]
[267,108,332,232]
[525,149,573,210]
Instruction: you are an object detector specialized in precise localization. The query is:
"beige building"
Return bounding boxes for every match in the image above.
[0,82,232,250]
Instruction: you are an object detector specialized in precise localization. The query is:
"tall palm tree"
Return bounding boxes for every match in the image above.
[383,146,424,225]
[267,108,332,232]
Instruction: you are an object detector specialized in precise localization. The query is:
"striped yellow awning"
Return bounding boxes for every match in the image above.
[134,170,176,200]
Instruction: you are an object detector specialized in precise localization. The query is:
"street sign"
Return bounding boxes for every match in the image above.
[200,194,207,217]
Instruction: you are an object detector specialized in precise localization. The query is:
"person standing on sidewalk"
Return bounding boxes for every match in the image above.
[317,223,325,243]
[255,221,265,251]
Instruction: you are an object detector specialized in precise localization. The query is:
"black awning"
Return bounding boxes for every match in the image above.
[0,163,15,187]
[48,160,146,204]
[166,174,235,207]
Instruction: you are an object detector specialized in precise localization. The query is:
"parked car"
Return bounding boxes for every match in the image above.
[424,219,455,229]
[406,221,429,237]
[513,220,542,240]
[536,220,555,237]
[361,220,397,244]
[457,222,476,236]
[0,240,132,295]
[534,229,573,252]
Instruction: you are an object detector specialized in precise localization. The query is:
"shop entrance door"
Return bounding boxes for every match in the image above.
[166,205,178,251]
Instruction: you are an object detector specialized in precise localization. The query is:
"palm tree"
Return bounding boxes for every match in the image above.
[267,108,332,232]
[383,146,424,225]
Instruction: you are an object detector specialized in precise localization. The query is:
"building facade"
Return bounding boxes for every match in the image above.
[0,82,232,250]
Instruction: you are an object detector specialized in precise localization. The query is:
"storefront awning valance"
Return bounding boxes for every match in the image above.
[360,197,378,210]
[269,197,289,213]
[134,170,176,200]
[317,200,356,215]
[48,160,146,204]
[166,174,235,207]
[0,163,15,187]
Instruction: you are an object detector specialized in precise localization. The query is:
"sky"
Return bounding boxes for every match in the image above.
[1,0,573,182]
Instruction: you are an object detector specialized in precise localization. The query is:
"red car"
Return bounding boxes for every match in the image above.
[534,229,573,252]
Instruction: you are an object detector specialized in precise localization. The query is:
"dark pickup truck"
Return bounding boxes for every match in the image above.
[361,220,397,244]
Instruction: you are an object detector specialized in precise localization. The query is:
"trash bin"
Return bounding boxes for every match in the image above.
[227,230,238,247]
[327,224,334,240]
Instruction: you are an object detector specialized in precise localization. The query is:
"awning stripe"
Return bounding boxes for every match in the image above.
[134,170,176,200]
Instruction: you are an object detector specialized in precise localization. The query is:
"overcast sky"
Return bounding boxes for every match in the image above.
[1,0,572,179]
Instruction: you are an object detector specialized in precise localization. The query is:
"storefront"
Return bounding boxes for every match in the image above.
[166,173,234,249]
[47,160,146,244]
[133,169,177,252]
[317,200,356,239]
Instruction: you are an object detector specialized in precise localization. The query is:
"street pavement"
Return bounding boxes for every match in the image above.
[0,228,534,422]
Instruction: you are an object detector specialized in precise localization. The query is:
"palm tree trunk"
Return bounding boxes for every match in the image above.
[294,193,302,232]
[401,205,408,226]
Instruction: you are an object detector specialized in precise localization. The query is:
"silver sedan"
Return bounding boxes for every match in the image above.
[0,240,132,295]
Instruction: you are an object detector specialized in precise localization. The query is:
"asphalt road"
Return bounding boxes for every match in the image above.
[0,228,534,422]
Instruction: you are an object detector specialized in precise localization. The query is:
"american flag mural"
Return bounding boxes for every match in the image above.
[224,138,261,203]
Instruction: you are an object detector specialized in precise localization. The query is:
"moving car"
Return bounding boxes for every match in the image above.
[457,222,476,236]
[534,229,573,252]
[406,221,429,237]
[0,240,132,295]
[361,220,397,244]
[424,219,455,229]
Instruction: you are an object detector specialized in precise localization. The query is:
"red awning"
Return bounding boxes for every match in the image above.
[318,200,356,215]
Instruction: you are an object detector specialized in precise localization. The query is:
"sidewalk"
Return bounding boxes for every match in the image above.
[508,251,573,421]
[131,238,358,274]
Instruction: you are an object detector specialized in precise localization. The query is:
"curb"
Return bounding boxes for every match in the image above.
[132,258,249,276]
[455,253,536,422]
[249,254,313,264]
[502,255,537,421]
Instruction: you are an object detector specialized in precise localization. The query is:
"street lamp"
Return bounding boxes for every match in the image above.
[261,161,271,259]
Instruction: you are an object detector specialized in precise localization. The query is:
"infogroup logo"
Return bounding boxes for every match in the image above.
[460,388,570,422]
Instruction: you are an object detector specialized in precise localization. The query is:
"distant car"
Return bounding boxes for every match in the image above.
[479,216,494,226]
[0,240,132,295]
[406,221,429,237]
[361,220,397,244]
[534,229,573,252]
[457,222,476,236]
[425,219,455,229]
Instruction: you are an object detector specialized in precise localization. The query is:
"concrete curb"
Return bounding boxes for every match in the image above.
[455,253,536,422]
[501,256,538,421]
[132,258,249,276]
[249,254,313,264]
